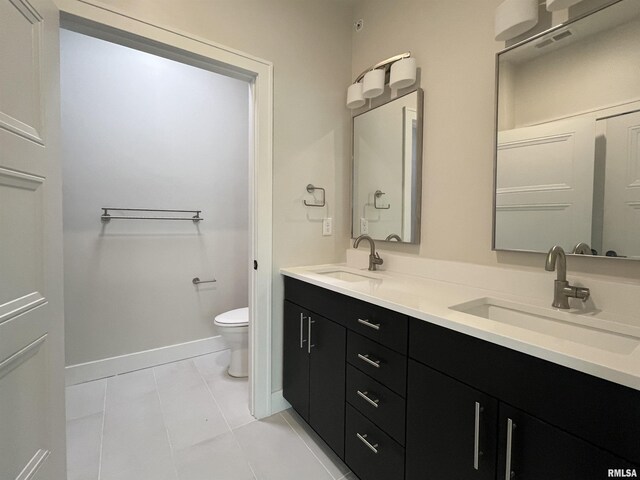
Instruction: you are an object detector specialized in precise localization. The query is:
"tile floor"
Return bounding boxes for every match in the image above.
[66,350,358,480]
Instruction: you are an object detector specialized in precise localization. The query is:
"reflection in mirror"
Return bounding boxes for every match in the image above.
[352,90,423,243]
[494,0,640,259]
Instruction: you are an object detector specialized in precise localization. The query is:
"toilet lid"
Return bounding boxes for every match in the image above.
[214,307,249,326]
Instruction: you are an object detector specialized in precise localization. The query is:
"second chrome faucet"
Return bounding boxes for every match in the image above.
[545,245,590,309]
[354,234,383,271]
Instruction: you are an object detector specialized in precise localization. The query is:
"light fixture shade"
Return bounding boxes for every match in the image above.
[346,82,365,109]
[546,0,583,11]
[362,69,385,98]
[389,57,417,90]
[495,0,539,41]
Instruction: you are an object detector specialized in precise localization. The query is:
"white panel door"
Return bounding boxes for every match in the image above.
[0,0,65,479]
[602,110,640,259]
[496,117,595,252]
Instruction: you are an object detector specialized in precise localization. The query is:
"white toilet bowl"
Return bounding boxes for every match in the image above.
[214,307,249,377]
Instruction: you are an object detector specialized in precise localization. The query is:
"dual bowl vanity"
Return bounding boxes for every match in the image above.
[300,1,640,478]
[281,263,640,480]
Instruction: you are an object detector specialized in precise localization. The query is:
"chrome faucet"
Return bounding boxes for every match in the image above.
[545,245,590,309]
[354,234,383,271]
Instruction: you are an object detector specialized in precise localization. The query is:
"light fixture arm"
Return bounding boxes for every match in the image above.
[353,52,411,84]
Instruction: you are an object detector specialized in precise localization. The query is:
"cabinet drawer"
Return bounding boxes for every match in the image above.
[345,404,405,480]
[346,364,406,445]
[347,331,407,396]
[344,297,408,354]
[284,277,349,327]
[284,276,408,353]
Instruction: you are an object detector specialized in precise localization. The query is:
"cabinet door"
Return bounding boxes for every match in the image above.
[406,360,498,480]
[497,403,638,480]
[283,300,310,420]
[309,313,347,458]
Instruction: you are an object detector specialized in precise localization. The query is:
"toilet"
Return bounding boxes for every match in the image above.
[214,307,249,377]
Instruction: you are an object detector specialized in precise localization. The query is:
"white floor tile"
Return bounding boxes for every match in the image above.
[155,359,204,394]
[101,456,178,480]
[66,412,103,480]
[66,355,348,480]
[100,424,176,480]
[66,379,106,421]
[196,352,255,429]
[105,368,156,406]
[192,351,229,378]
[101,370,176,479]
[233,414,334,480]
[281,409,350,480]
[155,361,230,450]
[173,432,255,480]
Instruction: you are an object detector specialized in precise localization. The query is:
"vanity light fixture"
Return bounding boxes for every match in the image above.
[347,82,366,109]
[495,0,539,41]
[346,52,416,109]
[362,69,385,98]
[389,57,417,90]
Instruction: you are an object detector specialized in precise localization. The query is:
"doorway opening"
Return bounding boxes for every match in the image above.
[61,5,272,444]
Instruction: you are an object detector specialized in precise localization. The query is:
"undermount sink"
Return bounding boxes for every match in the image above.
[312,267,381,283]
[450,297,640,354]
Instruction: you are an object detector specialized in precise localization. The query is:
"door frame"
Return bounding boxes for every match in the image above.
[57,0,274,419]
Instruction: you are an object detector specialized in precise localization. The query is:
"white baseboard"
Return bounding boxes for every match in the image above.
[65,336,227,386]
[270,389,291,414]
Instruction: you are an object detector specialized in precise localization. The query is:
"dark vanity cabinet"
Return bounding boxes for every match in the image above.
[406,360,498,480]
[495,403,636,480]
[283,299,346,457]
[406,319,640,480]
[283,276,639,480]
[284,277,409,479]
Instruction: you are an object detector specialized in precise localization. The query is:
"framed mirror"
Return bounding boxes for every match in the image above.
[494,0,640,259]
[352,89,423,243]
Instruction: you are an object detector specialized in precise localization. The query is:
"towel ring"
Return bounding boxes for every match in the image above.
[304,184,326,207]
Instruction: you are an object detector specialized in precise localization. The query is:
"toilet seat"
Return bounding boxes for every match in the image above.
[214,307,249,328]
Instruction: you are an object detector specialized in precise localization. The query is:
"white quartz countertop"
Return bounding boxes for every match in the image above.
[281,264,640,392]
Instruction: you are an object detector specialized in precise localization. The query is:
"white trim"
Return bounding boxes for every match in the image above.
[0,334,47,380]
[270,389,292,415]
[65,335,227,386]
[56,0,274,417]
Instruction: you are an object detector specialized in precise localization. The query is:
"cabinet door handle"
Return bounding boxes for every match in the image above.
[474,402,481,470]
[307,317,315,354]
[357,318,380,330]
[357,353,381,368]
[357,390,380,408]
[505,418,515,480]
[299,313,308,349]
[356,433,379,454]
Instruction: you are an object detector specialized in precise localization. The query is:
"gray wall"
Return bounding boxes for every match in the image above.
[61,29,249,365]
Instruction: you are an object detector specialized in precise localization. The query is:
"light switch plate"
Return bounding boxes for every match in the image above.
[323,217,333,236]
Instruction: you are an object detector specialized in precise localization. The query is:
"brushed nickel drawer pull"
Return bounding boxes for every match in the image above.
[357,318,380,330]
[356,433,379,454]
[505,418,515,480]
[474,402,481,470]
[299,313,308,349]
[357,353,381,368]
[357,390,380,408]
[308,318,315,354]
